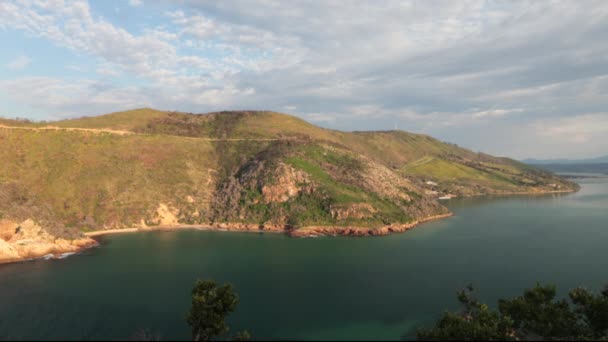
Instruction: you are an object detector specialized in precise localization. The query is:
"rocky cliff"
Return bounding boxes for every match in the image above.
[0,219,97,264]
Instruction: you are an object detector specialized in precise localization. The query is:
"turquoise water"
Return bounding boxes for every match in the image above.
[1,176,607,340]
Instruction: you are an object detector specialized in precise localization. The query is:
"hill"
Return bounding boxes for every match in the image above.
[0,109,578,263]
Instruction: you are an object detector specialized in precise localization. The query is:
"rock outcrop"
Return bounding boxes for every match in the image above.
[261,162,312,203]
[0,219,98,264]
[329,203,376,220]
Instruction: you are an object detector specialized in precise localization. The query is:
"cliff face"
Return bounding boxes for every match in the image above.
[0,219,97,264]
[208,142,449,229]
[0,109,579,262]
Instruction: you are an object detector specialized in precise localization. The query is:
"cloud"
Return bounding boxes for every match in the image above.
[471,108,523,119]
[0,77,146,117]
[0,1,608,158]
[129,0,143,7]
[0,1,225,83]
[0,75,259,119]
[6,55,31,70]
[0,0,258,106]
[536,113,608,144]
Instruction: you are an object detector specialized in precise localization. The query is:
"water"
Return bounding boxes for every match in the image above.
[1,175,607,340]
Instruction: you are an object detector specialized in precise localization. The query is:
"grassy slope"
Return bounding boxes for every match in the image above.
[0,109,577,236]
[0,108,168,129]
[131,110,572,193]
[53,108,169,130]
[0,128,221,234]
[283,144,415,226]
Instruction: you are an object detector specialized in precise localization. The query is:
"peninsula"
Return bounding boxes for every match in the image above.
[0,109,578,263]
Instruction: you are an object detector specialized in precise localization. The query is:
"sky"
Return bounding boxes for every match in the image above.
[1,0,607,160]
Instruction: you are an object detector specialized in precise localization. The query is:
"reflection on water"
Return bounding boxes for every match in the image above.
[0,176,607,340]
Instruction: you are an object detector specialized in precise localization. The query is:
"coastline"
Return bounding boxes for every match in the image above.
[0,237,99,265]
[0,186,579,266]
[83,212,455,240]
[84,223,287,238]
[287,213,454,237]
[464,188,578,197]
[80,187,578,241]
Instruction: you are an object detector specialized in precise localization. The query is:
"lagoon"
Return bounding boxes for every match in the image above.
[0,175,607,340]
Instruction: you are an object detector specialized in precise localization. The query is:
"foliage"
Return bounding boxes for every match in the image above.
[497,284,582,339]
[186,280,249,341]
[417,285,515,341]
[570,286,608,339]
[417,283,608,341]
[0,129,220,234]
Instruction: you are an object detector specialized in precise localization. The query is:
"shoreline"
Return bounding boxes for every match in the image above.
[288,213,454,237]
[83,186,579,240]
[59,188,581,260]
[84,212,455,240]
[457,188,578,199]
[0,237,99,265]
[0,187,579,265]
[84,223,287,238]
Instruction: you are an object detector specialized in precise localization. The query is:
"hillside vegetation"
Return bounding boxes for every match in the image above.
[0,109,577,238]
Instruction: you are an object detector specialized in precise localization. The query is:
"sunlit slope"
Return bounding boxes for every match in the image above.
[127,110,571,193]
[0,109,577,237]
[0,128,232,235]
[0,108,169,130]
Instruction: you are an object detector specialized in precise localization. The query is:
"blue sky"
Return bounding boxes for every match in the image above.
[1,0,608,159]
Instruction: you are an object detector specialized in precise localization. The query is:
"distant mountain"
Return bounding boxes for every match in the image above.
[530,163,608,174]
[523,155,608,165]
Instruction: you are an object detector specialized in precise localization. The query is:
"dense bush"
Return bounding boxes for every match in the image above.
[417,283,608,341]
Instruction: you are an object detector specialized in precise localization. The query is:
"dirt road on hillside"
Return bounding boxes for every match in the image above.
[0,124,298,141]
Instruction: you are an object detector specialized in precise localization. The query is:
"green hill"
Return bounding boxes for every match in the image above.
[0,109,578,239]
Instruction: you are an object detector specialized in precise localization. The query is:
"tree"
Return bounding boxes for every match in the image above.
[497,284,582,339]
[186,280,249,341]
[570,285,608,339]
[417,283,608,341]
[416,284,515,341]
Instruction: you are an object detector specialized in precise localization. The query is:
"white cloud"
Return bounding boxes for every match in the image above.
[0,0,257,103]
[66,65,87,72]
[0,75,258,119]
[304,112,337,123]
[129,0,143,7]
[1,1,608,158]
[95,63,121,77]
[6,55,31,70]
[0,1,240,83]
[471,108,523,119]
[536,113,608,144]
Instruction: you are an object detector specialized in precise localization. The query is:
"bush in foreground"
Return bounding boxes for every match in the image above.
[417,283,608,341]
[418,284,608,341]
[187,280,250,341]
